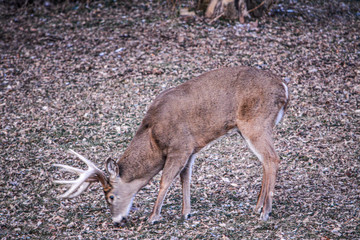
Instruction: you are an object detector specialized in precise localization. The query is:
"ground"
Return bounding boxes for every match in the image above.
[0,0,359,239]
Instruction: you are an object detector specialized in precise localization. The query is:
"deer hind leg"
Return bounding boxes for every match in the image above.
[180,154,196,219]
[239,124,280,221]
[148,150,193,223]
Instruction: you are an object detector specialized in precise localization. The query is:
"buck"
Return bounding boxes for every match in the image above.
[53,66,289,226]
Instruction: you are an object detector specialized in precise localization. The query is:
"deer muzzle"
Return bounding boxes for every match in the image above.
[112,215,128,227]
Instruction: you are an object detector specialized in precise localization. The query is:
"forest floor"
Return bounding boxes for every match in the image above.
[0,0,359,239]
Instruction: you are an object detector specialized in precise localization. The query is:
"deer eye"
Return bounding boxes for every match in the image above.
[109,195,114,200]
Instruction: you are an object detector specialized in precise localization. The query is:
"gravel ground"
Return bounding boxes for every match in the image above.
[0,0,359,239]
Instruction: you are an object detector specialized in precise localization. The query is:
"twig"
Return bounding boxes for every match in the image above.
[209,12,224,24]
[20,0,29,11]
[38,35,64,42]
[96,227,132,232]
[17,44,26,59]
[248,0,267,13]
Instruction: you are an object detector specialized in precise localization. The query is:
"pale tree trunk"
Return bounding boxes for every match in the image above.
[200,0,276,23]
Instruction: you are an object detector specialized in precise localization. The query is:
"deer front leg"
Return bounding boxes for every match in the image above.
[180,154,196,220]
[148,151,192,223]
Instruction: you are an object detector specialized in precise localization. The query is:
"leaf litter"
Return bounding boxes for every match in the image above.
[0,0,359,239]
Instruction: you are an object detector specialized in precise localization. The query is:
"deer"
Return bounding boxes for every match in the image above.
[53,66,289,227]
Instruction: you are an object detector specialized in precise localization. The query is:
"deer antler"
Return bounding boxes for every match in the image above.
[53,149,109,198]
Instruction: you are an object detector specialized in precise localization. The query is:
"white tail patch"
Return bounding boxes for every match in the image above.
[282,82,289,99]
[275,107,284,125]
[275,82,289,125]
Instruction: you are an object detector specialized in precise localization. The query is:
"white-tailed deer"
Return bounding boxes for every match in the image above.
[53,66,289,226]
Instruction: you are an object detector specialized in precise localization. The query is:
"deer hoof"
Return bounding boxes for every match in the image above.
[260,211,270,221]
[148,214,161,224]
[254,205,262,214]
[113,217,128,227]
[182,213,192,220]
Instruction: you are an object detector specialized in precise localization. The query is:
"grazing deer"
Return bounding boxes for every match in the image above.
[53,66,289,226]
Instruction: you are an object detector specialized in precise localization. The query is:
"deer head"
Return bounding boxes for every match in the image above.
[53,150,143,226]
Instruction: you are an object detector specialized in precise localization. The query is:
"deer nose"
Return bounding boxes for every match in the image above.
[113,217,127,227]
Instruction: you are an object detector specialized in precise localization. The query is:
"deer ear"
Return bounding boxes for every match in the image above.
[106,158,119,177]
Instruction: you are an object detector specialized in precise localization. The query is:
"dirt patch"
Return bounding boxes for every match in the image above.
[1,0,359,239]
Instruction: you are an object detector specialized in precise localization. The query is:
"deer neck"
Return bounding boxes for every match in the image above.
[117,127,164,183]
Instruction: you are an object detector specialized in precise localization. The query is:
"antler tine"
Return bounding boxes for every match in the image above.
[68,149,100,171]
[67,149,109,187]
[53,164,85,175]
[67,182,91,198]
[55,167,96,198]
[53,179,78,184]
[53,149,109,199]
